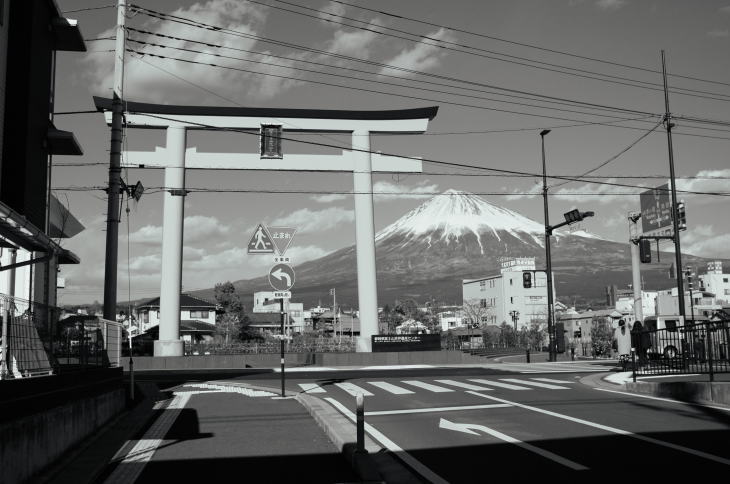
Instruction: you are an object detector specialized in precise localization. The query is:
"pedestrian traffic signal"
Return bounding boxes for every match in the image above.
[522,271,532,288]
[675,201,687,231]
[639,239,651,263]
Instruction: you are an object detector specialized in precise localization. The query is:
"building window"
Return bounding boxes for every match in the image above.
[510,278,513,286]
[480,280,486,287]
[190,310,209,319]
[510,297,514,304]
[724,278,729,283]
[480,299,487,308]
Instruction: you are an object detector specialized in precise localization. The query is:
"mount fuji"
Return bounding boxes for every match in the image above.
[195,190,718,308]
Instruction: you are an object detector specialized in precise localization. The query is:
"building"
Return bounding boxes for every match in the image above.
[135,294,217,334]
[252,291,307,333]
[558,309,623,356]
[655,287,721,319]
[438,307,466,332]
[614,290,658,319]
[0,0,86,378]
[699,261,730,304]
[462,257,553,330]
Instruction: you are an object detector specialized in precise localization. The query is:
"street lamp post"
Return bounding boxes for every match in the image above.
[540,129,556,362]
[510,310,520,335]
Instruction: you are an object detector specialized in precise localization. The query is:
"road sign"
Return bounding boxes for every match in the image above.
[640,184,673,237]
[273,291,291,299]
[268,227,297,255]
[268,263,295,291]
[247,223,275,254]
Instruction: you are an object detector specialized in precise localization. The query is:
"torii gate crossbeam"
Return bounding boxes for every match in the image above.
[94,97,437,355]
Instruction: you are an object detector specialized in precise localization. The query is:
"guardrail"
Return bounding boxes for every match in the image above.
[633,317,730,380]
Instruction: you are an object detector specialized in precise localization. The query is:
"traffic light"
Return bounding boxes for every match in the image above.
[522,271,532,288]
[639,238,651,263]
[675,201,687,231]
[564,209,583,224]
[555,322,565,353]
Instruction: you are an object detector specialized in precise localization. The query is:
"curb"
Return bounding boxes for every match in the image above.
[238,382,422,483]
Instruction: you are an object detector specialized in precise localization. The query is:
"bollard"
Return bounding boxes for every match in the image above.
[525,348,530,363]
[356,394,365,453]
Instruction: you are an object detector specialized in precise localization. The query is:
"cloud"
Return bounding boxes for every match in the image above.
[129,215,231,245]
[379,28,456,77]
[311,193,349,203]
[708,29,729,38]
[681,224,730,259]
[552,178,640,204]
[596,0,627,10]
[326,23,381,58]
[504,182,542,201]
[372,180,439,200]
[677,169,730,204]
[720,6,730,14]
[270,207,355,234]
[317,1,348,24]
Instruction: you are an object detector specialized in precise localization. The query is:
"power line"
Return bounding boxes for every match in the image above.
[129,3,730,103]
[61,4,116,14]
[324,0,730,89]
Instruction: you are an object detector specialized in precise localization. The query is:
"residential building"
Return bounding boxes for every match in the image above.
[655,287,721,319]
[438,307,466,332]
[614,290,658,319]
[462,257,553,330]
[699,261,730,304]
[135,294,217,333]
[558,309,623,356]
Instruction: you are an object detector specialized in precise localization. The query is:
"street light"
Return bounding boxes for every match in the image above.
[509,310,520,336]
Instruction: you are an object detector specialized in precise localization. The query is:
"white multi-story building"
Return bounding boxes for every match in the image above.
[615,291,658,319]
[462,257,554,330]
[699,261,730,305]
[438,307,466,331]
[253,291,306,333]
[655,287,722,318]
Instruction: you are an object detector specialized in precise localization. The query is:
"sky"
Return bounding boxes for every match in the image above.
[52,0,730,305]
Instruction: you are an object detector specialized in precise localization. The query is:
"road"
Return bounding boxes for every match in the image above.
[113,362,730,482]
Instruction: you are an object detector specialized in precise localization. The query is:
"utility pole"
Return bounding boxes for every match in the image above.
[661,50,686,320]
[540,129,555,362]
[628,213,644,324]
[103,0,126,320]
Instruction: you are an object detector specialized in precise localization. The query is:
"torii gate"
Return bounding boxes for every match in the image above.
[94,97,437,356]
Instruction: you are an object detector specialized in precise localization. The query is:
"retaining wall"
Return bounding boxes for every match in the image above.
[624,381,730,406]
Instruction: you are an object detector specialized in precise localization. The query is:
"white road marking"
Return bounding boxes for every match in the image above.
[183,383,275,397]
[500,378,569,389]
[361,365,434,370]
[104,392,192,484]
[637,373,702,380]
[324,398,449,484]
[367,381,415,395]
[594,387,730,412]
[366,403,511,416]
[334,382,374,397]
[401,380,455,393]
[439,418,588,471]
[468,391,730,466]
[435,379,493,391]
[468,379,531,390]
[531,378,575,384]
[298,383,327,394]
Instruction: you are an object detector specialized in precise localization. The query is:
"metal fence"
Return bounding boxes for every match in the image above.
[0,293,122,379]
[633,316,730,380]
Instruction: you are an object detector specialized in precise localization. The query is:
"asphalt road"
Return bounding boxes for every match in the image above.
[117,363,730,481]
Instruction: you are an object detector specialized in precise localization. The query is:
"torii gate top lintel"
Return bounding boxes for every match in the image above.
[93,96,438,133]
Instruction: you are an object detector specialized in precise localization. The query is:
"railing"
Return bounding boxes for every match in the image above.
[181,339,357,356]
[633,316,730,380]
[0,293,122,379]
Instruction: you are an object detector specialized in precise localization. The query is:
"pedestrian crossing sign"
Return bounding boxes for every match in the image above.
[247,223,275,254]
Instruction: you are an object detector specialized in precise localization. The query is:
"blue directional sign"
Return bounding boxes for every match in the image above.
[268,263,295,291]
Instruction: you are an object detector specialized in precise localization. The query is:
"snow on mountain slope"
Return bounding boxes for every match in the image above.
[375,189,604,252]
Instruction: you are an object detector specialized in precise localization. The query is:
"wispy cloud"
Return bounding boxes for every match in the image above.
[708,29,729,38]
[596,0,628,10]
[373,180,439,200]
[311,193,349,203]
[720,6,730,14]
[681,225,730,259]
[270,207,355,234]
[379,28,456,77]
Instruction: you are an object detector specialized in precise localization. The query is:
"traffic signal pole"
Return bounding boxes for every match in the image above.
[661,50,686,320]
[540,130,555,362]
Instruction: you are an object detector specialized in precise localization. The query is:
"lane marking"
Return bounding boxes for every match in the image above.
[500,378,569,390]
[531,378,575,384]
[401,380,455,393]
[439,418,588,471]
[435,379,493,391]
[468,379,531,390]
[361,365,434,370]
[367,381,415,395]
[298,383,327,394]
[324,398,449,484]
[467,391,730,466]
[334,382,374,397]
[637,374,701,380]
[594,387,730,412]
[366,403,511,416]
[104,392,191,484]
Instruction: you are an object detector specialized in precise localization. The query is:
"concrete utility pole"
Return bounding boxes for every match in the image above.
[103,0,126,320]
[661,50,686,320]
[540,129,556,362]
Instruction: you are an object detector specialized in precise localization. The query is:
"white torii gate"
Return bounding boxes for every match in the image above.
[94,97,437,356]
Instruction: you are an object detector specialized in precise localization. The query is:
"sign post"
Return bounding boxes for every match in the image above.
[280,298,285,397]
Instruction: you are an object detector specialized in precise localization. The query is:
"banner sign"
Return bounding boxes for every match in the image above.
[372,334,441,352]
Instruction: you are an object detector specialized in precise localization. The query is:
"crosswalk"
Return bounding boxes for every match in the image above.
[297,377,576,396]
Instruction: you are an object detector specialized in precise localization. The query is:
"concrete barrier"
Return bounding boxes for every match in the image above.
[624,381,730,406]
[122,350,488,370]
[0,387,125,483]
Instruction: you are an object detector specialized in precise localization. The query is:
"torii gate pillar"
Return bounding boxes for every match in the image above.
[154,126,186,357]
[352,130,377,352]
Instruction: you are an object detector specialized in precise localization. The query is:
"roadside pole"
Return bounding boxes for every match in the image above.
[103,0,126,320]
[629,214,644,325]
[280,298,285,397]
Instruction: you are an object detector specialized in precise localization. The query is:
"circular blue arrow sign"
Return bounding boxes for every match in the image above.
[268,263,295,291]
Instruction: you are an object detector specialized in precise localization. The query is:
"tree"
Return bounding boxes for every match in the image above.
[214,282,247,344]
[590,318,615,356]
[462,299,492,329]
[498,322,517,347]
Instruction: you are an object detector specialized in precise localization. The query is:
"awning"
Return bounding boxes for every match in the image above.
[51,17,86,52]
[0,200,80,264]
[47,123,83,155]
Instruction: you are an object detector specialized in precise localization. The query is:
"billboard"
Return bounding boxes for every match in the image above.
[640,183,673,237]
